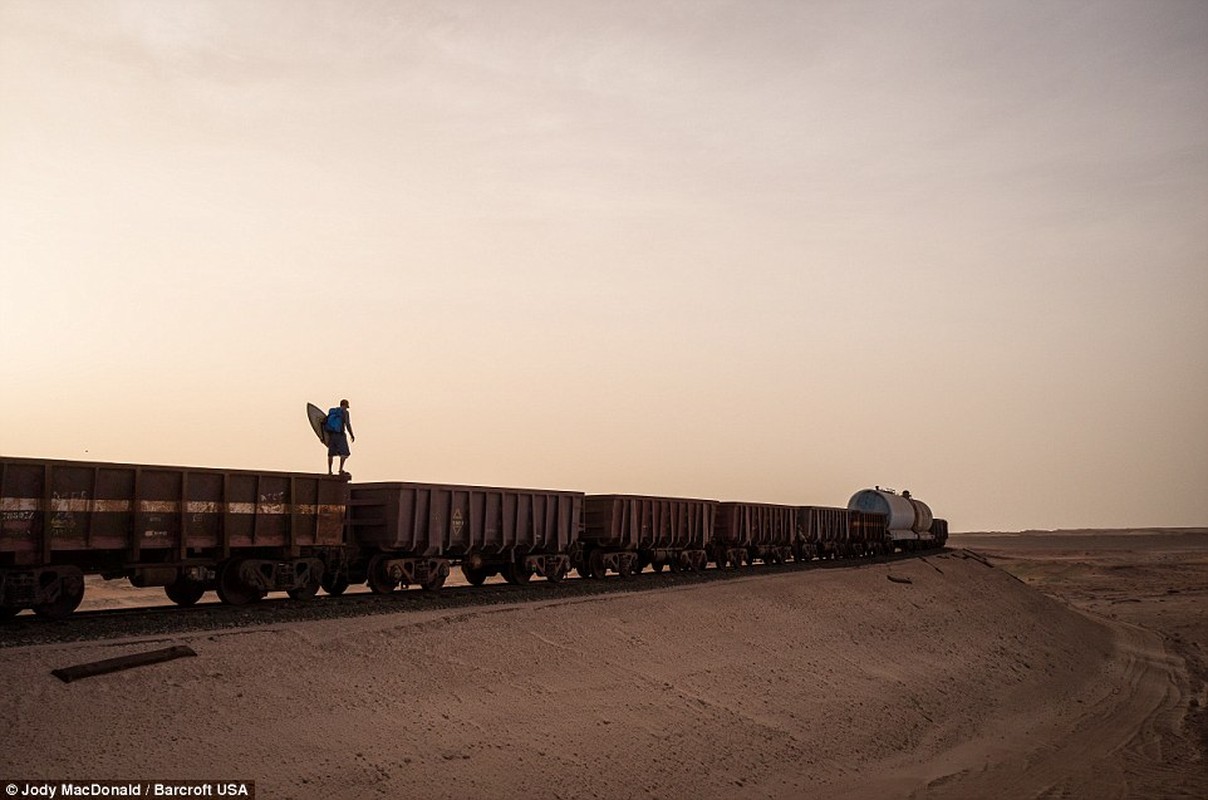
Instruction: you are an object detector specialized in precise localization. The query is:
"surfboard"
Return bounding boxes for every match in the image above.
[307,403,330,445]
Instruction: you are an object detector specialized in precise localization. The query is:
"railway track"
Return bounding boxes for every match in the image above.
[0,550,935,648]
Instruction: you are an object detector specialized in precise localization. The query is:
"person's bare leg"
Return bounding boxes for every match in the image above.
[327,455,334,475]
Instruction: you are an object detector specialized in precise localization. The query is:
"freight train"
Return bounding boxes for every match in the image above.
[0,456,947,619]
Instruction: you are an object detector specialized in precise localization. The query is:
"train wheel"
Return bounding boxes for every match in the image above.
[502,561,533,585]
[165,577,206,606]
[461,564,488,586]
[546,562,568,584]
[32,567,85,620]
[216,560,263,606]
[421,571,447,591]
[321,573,350,596]
[651,562,665,573]
[367,555,397,595]
[589,549,608,579]
[287,572,321,601]
[0,605,18,621]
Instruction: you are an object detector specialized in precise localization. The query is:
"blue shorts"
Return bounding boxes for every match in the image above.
[327,433,350,457]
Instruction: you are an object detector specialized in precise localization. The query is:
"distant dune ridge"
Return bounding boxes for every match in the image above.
[3,541,1204,798]
[959,527,1208,537]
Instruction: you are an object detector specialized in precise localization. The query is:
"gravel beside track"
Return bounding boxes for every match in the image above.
[0,550,936,648]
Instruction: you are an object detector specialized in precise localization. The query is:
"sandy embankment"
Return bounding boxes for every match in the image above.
[2,551,1200,799]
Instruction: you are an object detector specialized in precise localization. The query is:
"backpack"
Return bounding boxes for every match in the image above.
[324,408,344,433]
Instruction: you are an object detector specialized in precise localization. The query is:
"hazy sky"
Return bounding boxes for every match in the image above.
[2,0,1205,530]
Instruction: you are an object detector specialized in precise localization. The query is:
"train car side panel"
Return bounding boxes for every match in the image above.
[345,481,582,589]
[347,482,581,556]
[0,456,347,616]
[713,502,797,565]
[1,458,345,565]
[581,495,715,575]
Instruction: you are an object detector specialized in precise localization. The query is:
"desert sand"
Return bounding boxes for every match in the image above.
[2,536,1205,799]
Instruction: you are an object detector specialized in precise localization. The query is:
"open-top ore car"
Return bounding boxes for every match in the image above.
[578,494,715,577]
[343,481,581,592]
[711,502,798,567]
[0,456,346,618]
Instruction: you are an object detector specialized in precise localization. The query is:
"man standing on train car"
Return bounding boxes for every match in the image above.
[325,399,355,476]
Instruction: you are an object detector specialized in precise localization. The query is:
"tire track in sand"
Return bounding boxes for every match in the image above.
[850,612,1201,799]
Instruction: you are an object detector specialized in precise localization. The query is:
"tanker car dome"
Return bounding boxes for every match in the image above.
[848,488,933,534]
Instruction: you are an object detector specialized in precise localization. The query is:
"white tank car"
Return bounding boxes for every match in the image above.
[848,487,935,544]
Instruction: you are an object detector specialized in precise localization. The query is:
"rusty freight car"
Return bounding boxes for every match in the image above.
[798,506,852,560]
[711,501,799,567]
[930,517,949,547]
[344,481,581,591]
[580,495,715,577]
[850,509,891,556]
[0,456,348,617]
